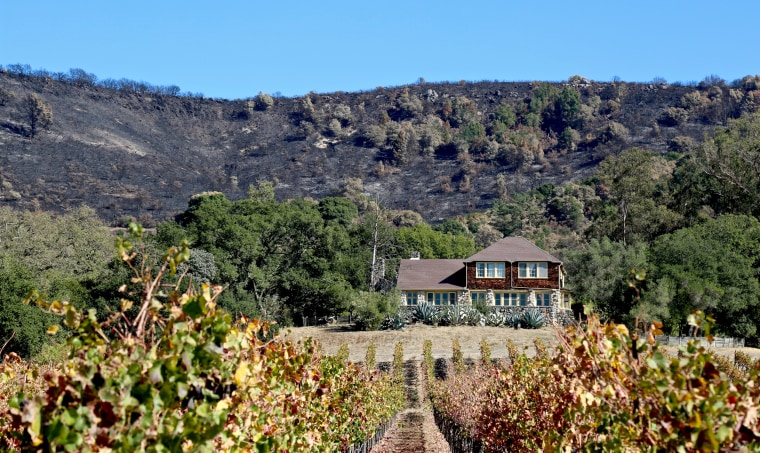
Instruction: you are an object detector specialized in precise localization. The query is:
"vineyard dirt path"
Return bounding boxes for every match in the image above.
[370,360,451,453]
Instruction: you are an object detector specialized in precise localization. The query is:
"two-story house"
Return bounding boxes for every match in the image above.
[396,236,572,323]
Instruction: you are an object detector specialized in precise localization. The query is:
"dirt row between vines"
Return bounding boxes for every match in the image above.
[369,360,450,453]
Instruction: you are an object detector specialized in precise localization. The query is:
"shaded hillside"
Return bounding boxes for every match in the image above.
[0,67,757,225]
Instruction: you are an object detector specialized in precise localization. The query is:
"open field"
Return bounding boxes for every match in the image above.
[285,324,559,363]
[285,323,760,365]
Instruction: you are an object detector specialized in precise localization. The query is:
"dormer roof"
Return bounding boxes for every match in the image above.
[465,237,561,263]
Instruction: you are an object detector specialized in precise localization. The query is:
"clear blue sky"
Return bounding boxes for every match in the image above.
[2,0,758,100]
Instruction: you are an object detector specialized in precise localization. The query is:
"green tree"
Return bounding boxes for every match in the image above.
[445,96,477,128]
[433,219,471,237]
[396,223,476,259]
[658,107,689,126]
[494,102,517,128]
[528,83,559,116]
[592,149,681,245]
[648,215,760,342]
[458,121,486,144]
[390,88,423,121]
[564,237,648,324]
[172,192,357,324]
[559,127,580,151]
[0,256,58,357]
[690,112,760,217]
[545,86,583,132]
[351,290,400,330]
[318,197,359,227]
[0,206,113,296]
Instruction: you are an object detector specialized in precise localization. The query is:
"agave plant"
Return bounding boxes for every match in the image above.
[440,305,484,326]
[484,311,507,327]
[437,308,453,326]
[381,313,408,330]
[520,308,547,329]
[412,303,438,325]
[462,306,485,326]
[504,312,521,328]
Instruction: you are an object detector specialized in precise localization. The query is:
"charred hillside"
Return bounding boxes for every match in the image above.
[0,68,757,225]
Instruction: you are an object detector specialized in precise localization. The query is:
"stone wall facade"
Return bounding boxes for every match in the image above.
[399,289,574,325]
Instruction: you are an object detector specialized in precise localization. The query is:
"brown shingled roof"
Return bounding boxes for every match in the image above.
[465,237,561,263]
[396,259,466,290]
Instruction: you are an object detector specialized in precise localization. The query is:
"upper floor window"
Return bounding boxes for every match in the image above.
[518,262,548,279]
[476,262,506,278]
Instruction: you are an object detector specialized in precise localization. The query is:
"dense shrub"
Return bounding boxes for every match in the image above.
[658,107,689,126]
[352,290,399,330]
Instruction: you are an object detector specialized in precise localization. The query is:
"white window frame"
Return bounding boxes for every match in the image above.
[476,262,506,278]
[536,292,552,307]
[471,291,487,305]
[427,292,457,306]
[406,292,418,306]
[494,292,526,306]
[518,262,548,279]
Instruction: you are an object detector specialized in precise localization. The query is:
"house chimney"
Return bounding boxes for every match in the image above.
[410,251,420,260]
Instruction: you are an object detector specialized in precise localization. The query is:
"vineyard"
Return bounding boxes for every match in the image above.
[426,317,760,452]
[3,225,760,451]
[0,225,405,452]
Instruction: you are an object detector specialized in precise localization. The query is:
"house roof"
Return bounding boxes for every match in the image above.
[396,259,466,290]
[465,236,561,263]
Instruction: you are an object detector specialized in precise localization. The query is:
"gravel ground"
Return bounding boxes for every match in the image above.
[370,361,451,453]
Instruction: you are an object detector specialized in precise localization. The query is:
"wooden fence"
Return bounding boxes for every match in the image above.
[654,335,744,348]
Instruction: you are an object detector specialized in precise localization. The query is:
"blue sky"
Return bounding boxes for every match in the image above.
[2,0,758,100]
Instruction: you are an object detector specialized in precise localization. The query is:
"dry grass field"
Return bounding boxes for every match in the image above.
[285,323,760,365]
[285,323,559,363]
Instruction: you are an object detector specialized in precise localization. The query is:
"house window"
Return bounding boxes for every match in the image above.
[476,262,505,278]
[406,292,418,306]
[427,292,456,306]
[495,292,526,306]
[518,262,548,279]
[471,291,487,305]
[562,293,572,310]
[536,293,552,307]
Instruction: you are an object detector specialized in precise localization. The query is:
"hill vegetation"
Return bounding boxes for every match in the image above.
[2,64,760,451]
[0,64,759,357]
[2,65,759,225]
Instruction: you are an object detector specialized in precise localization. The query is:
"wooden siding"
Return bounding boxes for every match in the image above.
[466,262,560,290]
